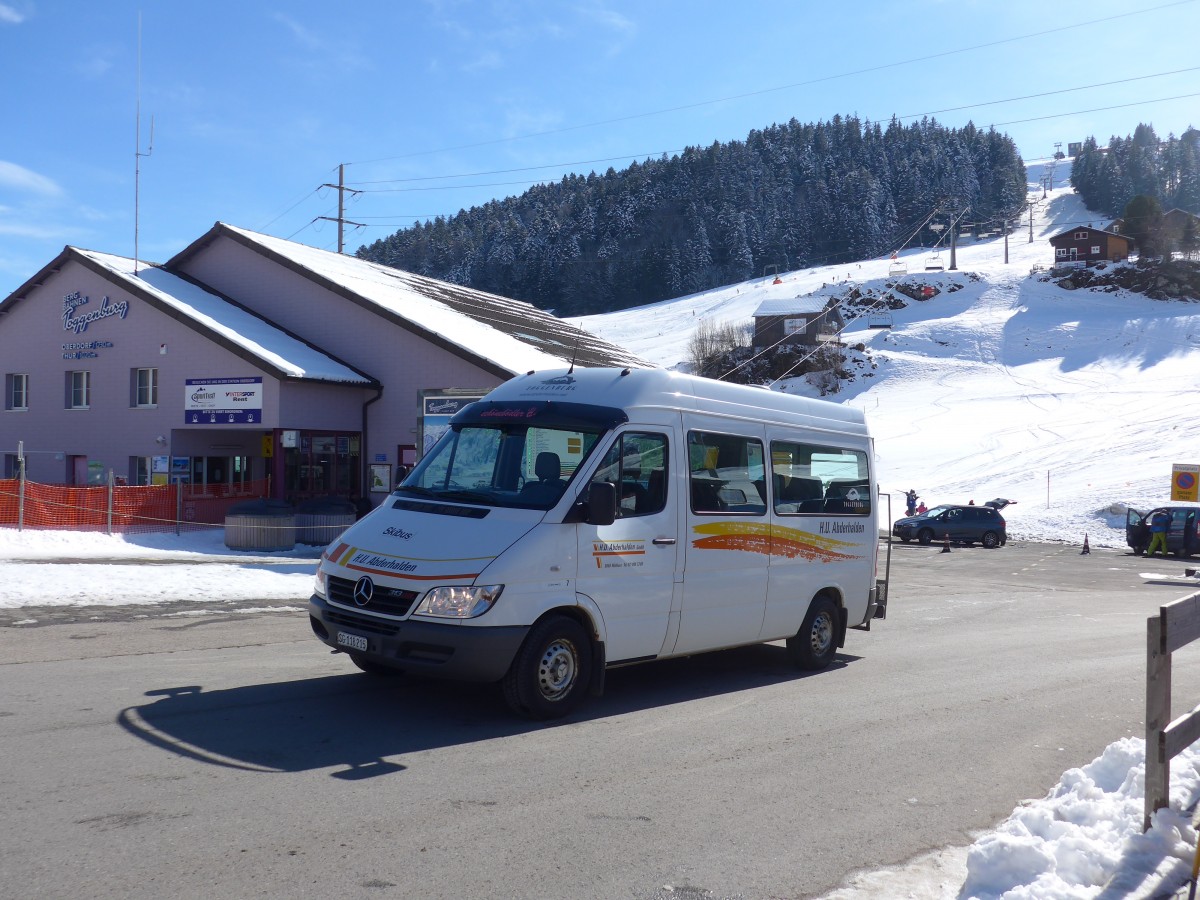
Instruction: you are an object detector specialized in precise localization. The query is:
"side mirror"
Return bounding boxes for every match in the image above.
[587,481,618,527]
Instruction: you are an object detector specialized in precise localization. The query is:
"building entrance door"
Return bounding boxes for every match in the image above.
[282,431,361,502]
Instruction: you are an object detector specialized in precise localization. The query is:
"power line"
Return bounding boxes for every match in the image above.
[277,60,1198,239]
[334,89,1195,233]
[986,91,1200,129]
[348,150,685,187]
[897,65,1200,122]
[340,67,1197,196]
[344,0,1197,165]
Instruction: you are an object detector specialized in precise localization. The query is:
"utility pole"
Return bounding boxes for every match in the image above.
[319,164,366,254]
[1029,201,1037,243]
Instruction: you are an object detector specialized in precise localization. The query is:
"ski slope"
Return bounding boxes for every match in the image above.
[582,160,1200,548]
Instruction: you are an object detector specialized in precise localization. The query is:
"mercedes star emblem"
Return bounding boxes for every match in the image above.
[352,576,374,607]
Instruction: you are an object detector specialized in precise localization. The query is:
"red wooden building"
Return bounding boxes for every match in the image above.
[1047,225,1133,264]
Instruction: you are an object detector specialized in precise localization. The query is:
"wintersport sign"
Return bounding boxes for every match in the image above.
[185,377,263,425]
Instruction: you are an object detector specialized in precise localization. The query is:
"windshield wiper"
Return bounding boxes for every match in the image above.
[395,485,438,497]
[437,489,494,504]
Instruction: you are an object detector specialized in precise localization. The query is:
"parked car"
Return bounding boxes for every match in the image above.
[892,503,1007,548]
[1126,505,1200,557]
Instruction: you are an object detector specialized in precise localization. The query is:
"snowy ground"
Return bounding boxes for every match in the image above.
[6,159,1200,897]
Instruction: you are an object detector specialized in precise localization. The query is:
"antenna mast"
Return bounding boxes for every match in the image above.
[134,13,154,275]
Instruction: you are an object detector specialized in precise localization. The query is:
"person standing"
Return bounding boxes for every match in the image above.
[906,489,918,517]
[1146,509,1171,557]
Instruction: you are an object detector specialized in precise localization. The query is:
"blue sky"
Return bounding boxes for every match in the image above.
[1,0,1197,298]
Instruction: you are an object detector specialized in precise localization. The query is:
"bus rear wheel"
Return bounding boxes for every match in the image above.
[787,596,839,671]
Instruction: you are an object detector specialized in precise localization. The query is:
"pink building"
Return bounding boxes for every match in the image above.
[0,224,645,506]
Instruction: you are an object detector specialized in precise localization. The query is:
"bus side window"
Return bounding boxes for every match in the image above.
[592,432,669,518]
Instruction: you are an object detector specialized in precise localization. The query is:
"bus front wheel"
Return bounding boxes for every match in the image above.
[503,615,592,720]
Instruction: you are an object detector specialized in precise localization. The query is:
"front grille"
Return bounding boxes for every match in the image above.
[324,608,401,637]
[328,575,420,617]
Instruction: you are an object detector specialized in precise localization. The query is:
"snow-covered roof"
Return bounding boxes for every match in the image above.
[1047,225,1129,242]
[173,224,650,376]
[74,249,375,385]
[753,295,835,317]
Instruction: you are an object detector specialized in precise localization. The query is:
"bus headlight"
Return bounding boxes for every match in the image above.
[414,584,504,619]
[313,567,327,598]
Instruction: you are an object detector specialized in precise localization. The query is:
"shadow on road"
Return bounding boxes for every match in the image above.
[117,644,858,779]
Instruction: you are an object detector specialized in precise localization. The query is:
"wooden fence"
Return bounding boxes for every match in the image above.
[1145,590,1200,830]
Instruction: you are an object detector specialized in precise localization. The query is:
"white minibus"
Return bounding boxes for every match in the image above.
[310,367,888,718]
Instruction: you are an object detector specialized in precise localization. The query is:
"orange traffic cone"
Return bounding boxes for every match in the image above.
[1081,533,1091,555]
[941,533,951,553]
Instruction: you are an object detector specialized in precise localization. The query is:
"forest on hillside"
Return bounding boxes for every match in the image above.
[1069,123,1200,218]
[356,115,1028,316]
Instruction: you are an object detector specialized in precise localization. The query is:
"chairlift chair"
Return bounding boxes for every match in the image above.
[867,310,893,329]
[924,253,944,271]
[888,261,908,276]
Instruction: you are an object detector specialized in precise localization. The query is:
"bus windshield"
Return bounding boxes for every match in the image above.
[399,421,607,510]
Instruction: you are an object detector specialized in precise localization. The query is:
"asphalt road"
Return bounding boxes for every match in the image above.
[2,541,1199,900]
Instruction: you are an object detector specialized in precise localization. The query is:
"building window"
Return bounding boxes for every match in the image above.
[1091,246,1101,255]
[132,367,158,407]
[66,371,91,409]
[131,456,156,486]
[783,318,807,335]
[6,373,28,410]
[1074,231,1088,240]
[1055,248,1067,258]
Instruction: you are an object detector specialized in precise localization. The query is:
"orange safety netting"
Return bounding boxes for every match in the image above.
[0,478,269,533]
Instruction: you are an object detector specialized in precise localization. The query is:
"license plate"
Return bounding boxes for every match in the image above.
[337,631,368,652]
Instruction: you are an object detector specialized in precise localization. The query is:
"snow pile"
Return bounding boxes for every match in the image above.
[962,738,1200,899]
[827,738,1200,900]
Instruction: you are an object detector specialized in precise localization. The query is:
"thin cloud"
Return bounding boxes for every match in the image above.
[0,221,77,240]
[574,1,635,35]
[75,48,116,79]
[0,161,64,197]
[573,1,636,57]
[0,3,27,25]
[463,50,503,73]
[272,12,369,72]
[273,12,324,51]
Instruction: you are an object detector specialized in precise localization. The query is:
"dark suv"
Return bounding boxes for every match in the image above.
[1126,506,1200,557]
[893,503,1007,548]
